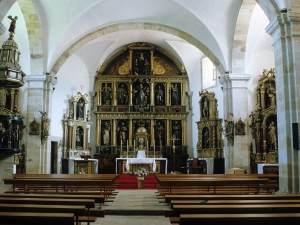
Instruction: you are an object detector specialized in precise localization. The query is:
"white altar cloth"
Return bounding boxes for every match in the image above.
[137,150,146,158]
[126,158,156,171]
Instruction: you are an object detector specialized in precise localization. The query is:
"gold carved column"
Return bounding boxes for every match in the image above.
[150,81,154,106]
[97,118,101,146]
[166,82,171,106]
[112,119,117,145]
[128,119,132,145]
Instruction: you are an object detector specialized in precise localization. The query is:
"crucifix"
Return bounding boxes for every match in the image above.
[170,136,179,172]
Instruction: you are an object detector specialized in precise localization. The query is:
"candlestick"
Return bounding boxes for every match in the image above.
[120,139,122,158]
[127,140,128,158]
[154,139,155,158]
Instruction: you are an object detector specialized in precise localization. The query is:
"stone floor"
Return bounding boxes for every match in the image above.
[90,189,172,225]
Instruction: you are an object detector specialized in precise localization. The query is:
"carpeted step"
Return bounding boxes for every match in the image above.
[115,174,157,189]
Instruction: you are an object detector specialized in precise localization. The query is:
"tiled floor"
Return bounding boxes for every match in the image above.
[91,189,171,225]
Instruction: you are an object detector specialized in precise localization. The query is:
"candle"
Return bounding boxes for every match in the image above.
[127,140,128,153]
[134,140,135,151]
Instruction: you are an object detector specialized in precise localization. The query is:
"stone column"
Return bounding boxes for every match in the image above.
[219,73,250,173]
[266,11,300,193]
[25,75,57,174]
[0,23,6,36]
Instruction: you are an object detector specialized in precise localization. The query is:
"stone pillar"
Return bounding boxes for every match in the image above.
[25,75,57,174]
[0,23,6,36]
[266,11,300,193]
[219,73,250,173]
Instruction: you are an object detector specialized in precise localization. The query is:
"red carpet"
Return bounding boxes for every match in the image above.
[115,174,158,189]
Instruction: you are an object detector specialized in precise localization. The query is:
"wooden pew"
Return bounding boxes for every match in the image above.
[6,174,119,199]
[155,174,278,195]
[0,212,75,225]
[3,178,114,196]
[179,213,300,225]
[167,204,300,217]
[0,193,105,204]
[170,199,300,209]
[157,177,269,194]
[0,197,97,224]
[0,203,85,225]
[164,194,300,204]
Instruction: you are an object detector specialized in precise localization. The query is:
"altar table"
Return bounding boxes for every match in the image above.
[115,158,168,174]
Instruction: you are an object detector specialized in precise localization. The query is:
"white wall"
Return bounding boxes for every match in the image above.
[51,54,90,141]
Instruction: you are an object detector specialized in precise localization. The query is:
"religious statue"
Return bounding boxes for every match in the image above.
[172,121,181,141]
[225,113,234,136]
[202,97,209,118]
[267,83,276,106]
[156,121,165,144]
[102,121,110,145]
[76,128,81,148]
[268,121,277,150]
[144,59,150,75]
[77,99,84,119]
[102,83,112,105]
[39,111,51,136]
[155,85,164,105]
[171,84,180,105]
[117,84,128,105]
[203,128,209,149]
[117,122,127,145]
[8,15,18,34]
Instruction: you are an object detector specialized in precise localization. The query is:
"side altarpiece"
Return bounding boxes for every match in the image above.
[249,68,278,172]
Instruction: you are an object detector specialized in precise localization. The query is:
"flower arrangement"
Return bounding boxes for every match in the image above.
[134,167,150,177]
[168,171,182,174]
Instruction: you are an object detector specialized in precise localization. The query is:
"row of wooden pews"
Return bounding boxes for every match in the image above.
[156,174,300,225]
[1,173,120,225]
[167,195,300,224]
[155,174,279,195]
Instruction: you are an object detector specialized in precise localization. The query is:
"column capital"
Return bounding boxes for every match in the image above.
[266,11,300,38]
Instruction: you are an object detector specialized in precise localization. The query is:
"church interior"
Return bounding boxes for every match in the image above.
[0,0,300,197]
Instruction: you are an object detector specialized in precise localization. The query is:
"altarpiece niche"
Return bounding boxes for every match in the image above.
[196,91,223,158]
[61,92,92,160]
[94,42,189,173]
[249,68,278,165]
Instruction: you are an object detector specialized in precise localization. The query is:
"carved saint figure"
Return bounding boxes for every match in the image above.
[102,84,112,105]
[102,121,110,145]
[225,113,234,135]
[172,121,181,141]
[117,84,127,105]
[202,97,209,118]
[117,122,127,145]
[156,121,165,144]
[155,85,164,105]
[267,83,276,106]
[42,112,51,135]
[171,84,180,105]
[268,121,277,150]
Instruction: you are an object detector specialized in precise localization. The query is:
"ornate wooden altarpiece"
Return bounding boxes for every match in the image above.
[93,42,189,173]
[196,91,223,158]
[249,68,278,172]
[61,92,92,173]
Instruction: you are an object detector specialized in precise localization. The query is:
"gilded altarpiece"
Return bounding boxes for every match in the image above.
[196,91,223,158]
[249,68,278,168]
[94,42,189,173]
[61,92,92,173]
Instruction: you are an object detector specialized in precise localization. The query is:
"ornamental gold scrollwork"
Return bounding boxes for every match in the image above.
[118,60,130,75]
